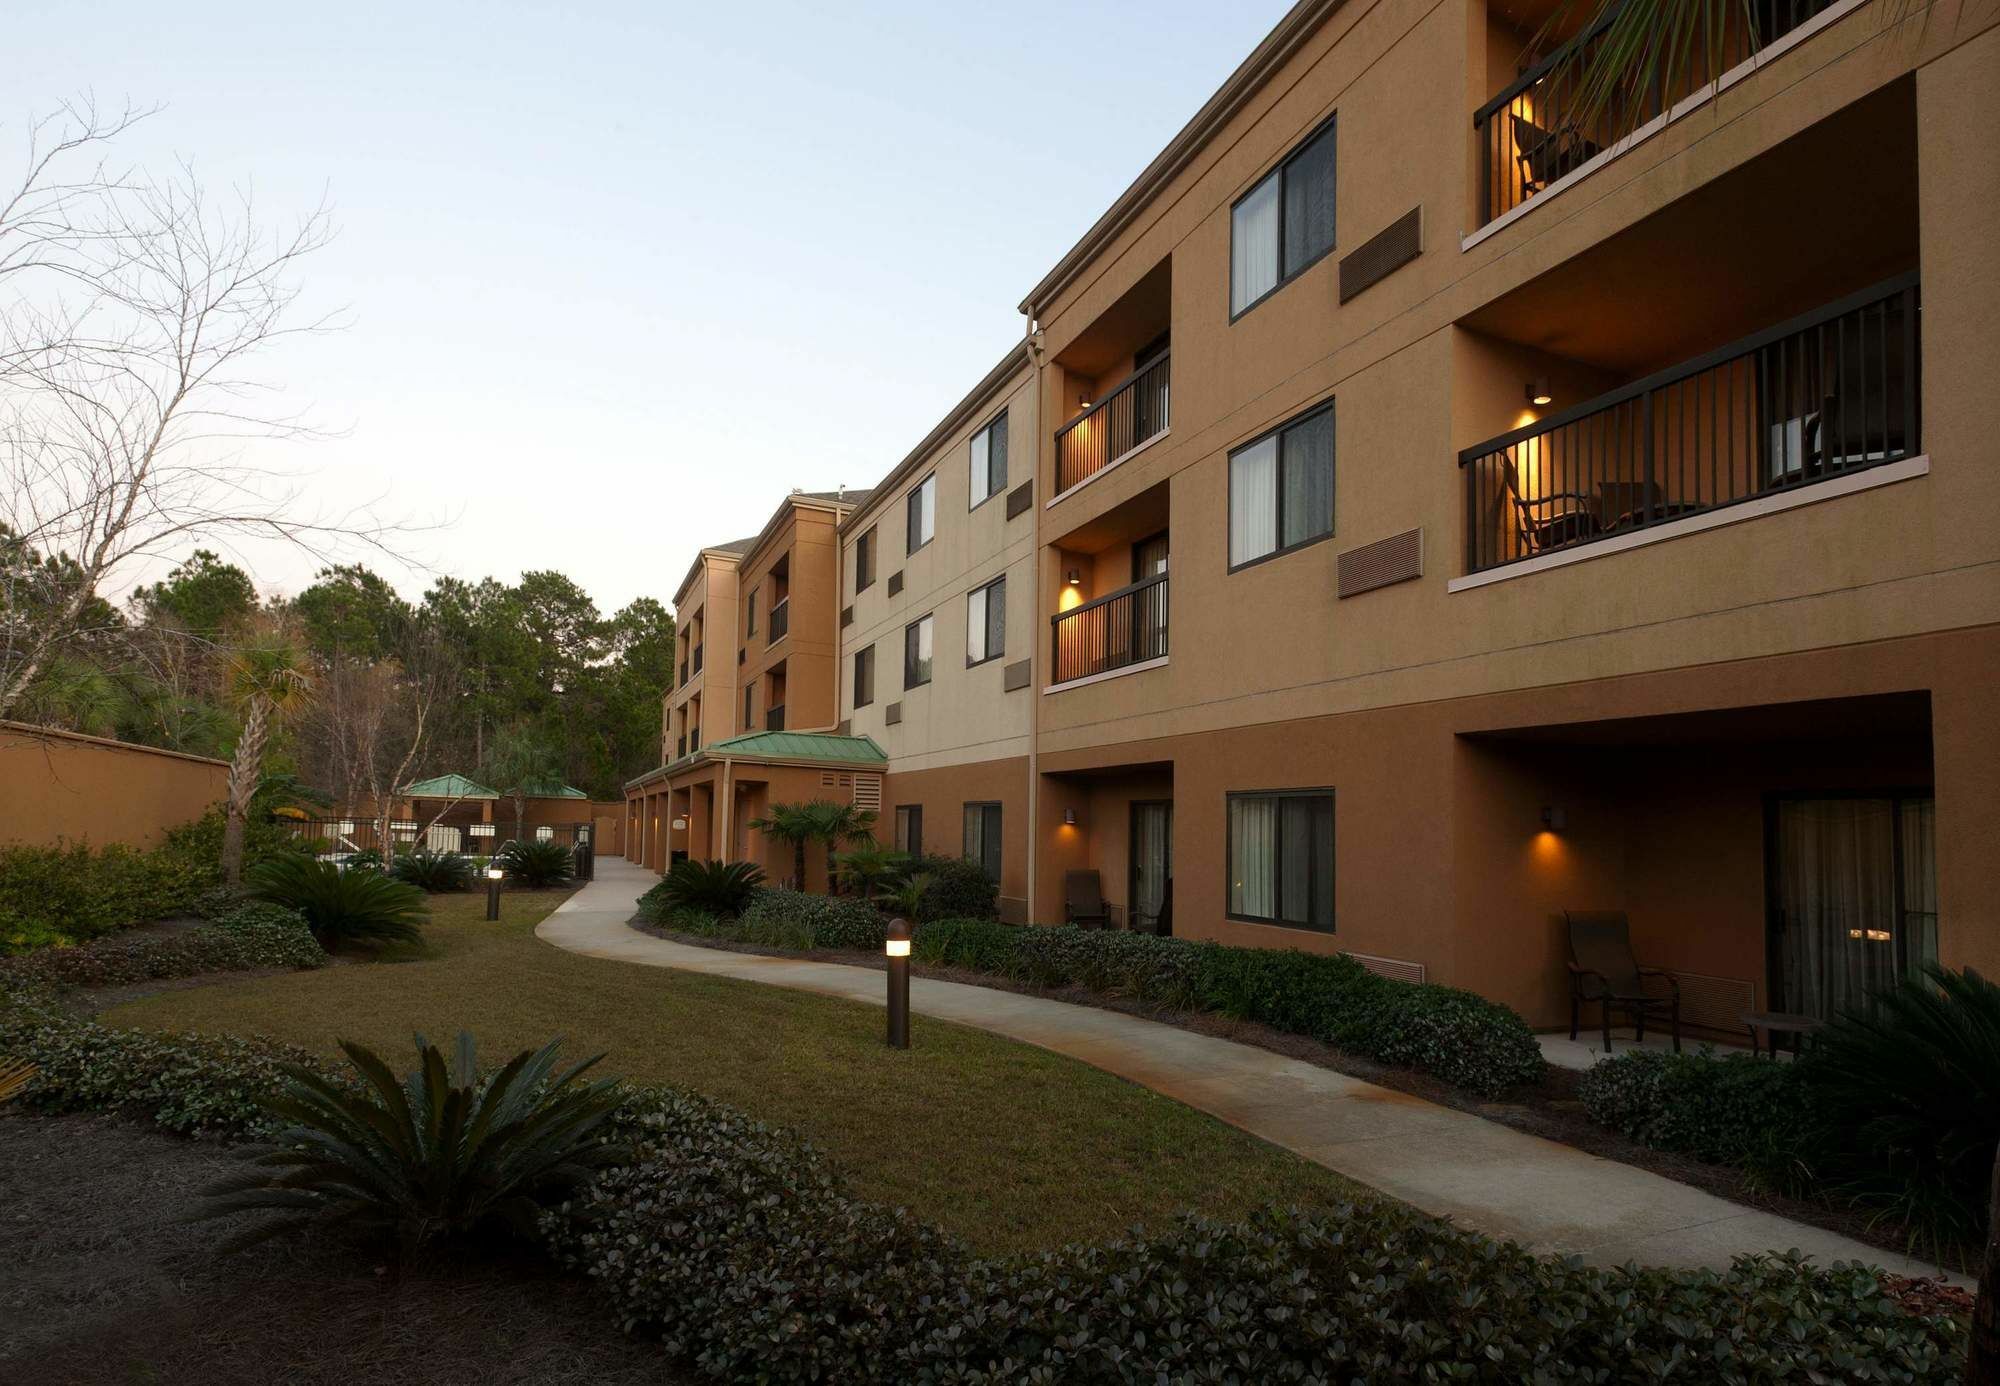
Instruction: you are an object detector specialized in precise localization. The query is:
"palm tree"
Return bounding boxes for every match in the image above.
[800,799,877,895]
[833,841,909,902]
[220,636,314,884]
[746,802,816,890]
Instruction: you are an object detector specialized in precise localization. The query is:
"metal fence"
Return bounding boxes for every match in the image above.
[1055,352,1170,495]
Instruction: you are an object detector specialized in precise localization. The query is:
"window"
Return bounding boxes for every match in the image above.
[853,644,875,707]
[966,575,1006,665]
[969,411,1008,507]
[1230,116,1337,316]
[745,587,758,637]
[1229,402,1334,567]
[855,527,876,591]
[743,686,754,729]
[1227,790,1334,931]
[907,473,936,553]
[895,804,923,856]
[903,613,933,688]
[963,802,1002,883]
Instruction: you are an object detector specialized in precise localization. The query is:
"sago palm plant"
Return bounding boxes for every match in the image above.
[497,838,574,888]
[833,841,908,901]
[202,1032,626,1257]
[248,854,426,948]
[389,848,474,892]
[658,858,766,917]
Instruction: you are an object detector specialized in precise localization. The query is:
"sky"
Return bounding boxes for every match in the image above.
[6,0,1292,617]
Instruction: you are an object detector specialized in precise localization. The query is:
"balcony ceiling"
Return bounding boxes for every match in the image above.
[1466,691,1932,748]
[1461,79,1917,377]
[1054,259,1171,379]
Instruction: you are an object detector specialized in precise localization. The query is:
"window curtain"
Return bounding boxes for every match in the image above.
[1231,176,1279,313]
[969,429,991,503]
[966,585,988,663]
[1132,804,1171,933]
[1282,123,1337,277]
[1774,798,1900,1020]
[1280,408,1335,549]
[1230,437,1278,565]
[1228,796,1276,918]
[1899,797,1939,975]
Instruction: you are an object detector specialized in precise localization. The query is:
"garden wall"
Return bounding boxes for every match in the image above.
[0,722,227,850]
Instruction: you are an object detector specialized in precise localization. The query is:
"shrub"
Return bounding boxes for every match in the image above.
[0,994,346,1139]
[204,1032,626,1256]
[652,859,765,918]
[1578,1047,1816,1185]
[0,841,189,952]
[389,848,475,892]
[0,920,325,994]
[208,900,314,935]
[190,884,253,919]
[905,854,997,922]
[542,1087,1963,1384]
[247,855,426,949]
[740,888,886,950]
[912,916,1024,975]
[1804,963,2000,1254]
[498,839,575,888]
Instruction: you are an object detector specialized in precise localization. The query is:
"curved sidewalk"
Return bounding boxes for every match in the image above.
[545,859,1958,1280]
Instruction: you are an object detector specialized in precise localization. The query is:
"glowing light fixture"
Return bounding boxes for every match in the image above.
[1079,393,1092,410]
[1526,378,1553,407]
[1063,808,1078,826]
[1540,805,1566,832]
[1066,569,1082,586]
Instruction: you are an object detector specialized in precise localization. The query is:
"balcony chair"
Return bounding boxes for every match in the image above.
[1565,910,1681,1054]
[1502,457,1599,554]
[1064,870,1111,929]
[1512,111,1602,194]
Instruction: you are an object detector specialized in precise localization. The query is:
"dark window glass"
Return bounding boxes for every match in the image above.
[903,614,933,688]
[1226,790,1333,931]
[856,528,876,591]
[1281,123,1337,278]
[963,802,1002,883]
[853,645,874,707]
[895,805,923,855]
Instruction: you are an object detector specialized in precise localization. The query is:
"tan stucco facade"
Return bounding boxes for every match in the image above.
[624,0,1998,1037]
[0,722,228,849]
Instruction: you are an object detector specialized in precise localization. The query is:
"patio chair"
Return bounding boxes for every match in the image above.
[1502,456,1599,554]
[1565,910,1681,1054]
[1512,111,1602,194]
[1065,870,1110,929]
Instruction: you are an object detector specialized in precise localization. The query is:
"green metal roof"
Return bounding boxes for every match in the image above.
[517,777,590,799]
[702,730,887,764]
[400,773,498,800]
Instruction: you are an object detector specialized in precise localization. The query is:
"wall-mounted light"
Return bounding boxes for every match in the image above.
[1063,808,1078,826]
[1078,393,1092,410]
[1540,805,1567,833]
[1526,378,1553,407]
[1066,568,1082,586]
[671,817,688,831]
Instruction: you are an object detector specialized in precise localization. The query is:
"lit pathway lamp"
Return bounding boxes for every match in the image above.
[885,918,912,1049]
[485,864,505,921]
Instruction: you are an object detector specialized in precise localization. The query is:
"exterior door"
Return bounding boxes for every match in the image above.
[1130,801,1173,935]
[1767,794,1937,1021]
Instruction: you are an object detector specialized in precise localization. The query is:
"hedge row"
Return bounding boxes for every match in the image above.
[1577,1047,1817,1188]
[0,908,325,996]
[547,1089,1962,1383]
[736,888,890,950]
[916,917,1546,1098]
[0,996,1965,1381]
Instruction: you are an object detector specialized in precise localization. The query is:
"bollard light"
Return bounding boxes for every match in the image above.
[485,865,504,921]
[884,918,911,1049]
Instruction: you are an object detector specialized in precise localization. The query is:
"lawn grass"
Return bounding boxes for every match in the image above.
[102,887,1367,1254]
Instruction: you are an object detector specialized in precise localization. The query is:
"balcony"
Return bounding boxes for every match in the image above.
[768,596,790,644]
[678,658,688,686]
[693,642,705,675]
[1050,573,1169,687]
[1054,352,1170,496]
[1475,0,1848,228]
[1459,275,1919,576]
[676,734,687,759]
[767,704,786,732]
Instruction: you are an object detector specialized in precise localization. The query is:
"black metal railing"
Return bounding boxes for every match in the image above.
[768,597,789,643]
[767,704,786,731]
[278,817,594,863]
[678,658,688,686]
[1475,0,1841,225]
[1460,274,1919,575]
[692,642,704,674]
[689,727,701,754]
[1055,352,1170,495]
[1050,573,1169,685]
[676,734,687,759]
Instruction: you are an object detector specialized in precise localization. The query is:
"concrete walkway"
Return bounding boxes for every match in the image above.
[545,858,1960,1280]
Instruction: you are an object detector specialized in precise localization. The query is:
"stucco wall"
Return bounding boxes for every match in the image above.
[0,722,228,850]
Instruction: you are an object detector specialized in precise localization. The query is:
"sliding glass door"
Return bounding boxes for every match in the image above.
[1129,801,1173,936]
[1768,794,1937,1021]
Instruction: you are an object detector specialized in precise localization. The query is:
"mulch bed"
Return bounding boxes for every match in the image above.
[0,1110,687,1386]
[630,916,1960,1272]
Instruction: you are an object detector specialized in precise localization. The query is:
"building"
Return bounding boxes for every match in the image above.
[837,346,1040,919]
[629,0,1998,1037]
[625,490,882,885]
[1020,0,1997,1029]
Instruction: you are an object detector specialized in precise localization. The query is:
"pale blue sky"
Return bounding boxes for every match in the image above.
[6,0,1290,614]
